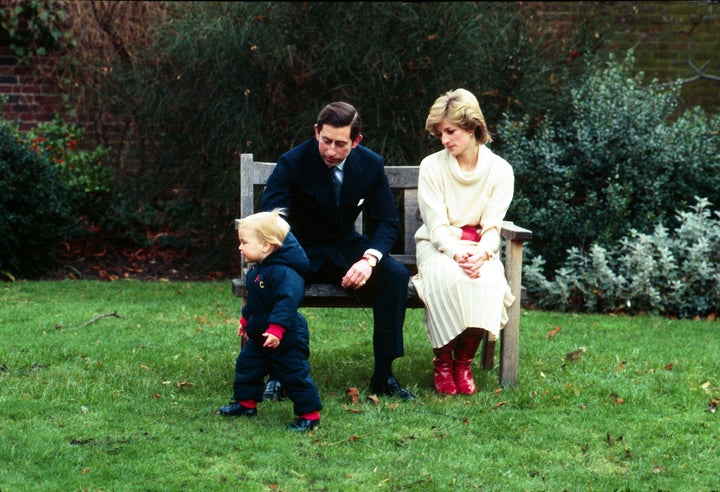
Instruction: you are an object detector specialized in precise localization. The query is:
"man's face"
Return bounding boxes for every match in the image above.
[315,124,362,167]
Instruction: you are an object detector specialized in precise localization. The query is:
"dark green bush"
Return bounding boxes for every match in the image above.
[79,2,604,271]
[498,52,720,274]
[11,116,113,224]
[0,124,73,277]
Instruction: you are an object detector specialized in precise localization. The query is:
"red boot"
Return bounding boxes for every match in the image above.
[454,329,483,394]
[432,340,457,395]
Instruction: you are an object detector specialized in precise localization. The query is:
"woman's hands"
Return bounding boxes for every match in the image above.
[454,248,490,279]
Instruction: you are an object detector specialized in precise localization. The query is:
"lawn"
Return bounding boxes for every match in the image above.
[1,280,719,491]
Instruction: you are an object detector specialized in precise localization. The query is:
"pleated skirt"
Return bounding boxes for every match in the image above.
[412,241,515,349]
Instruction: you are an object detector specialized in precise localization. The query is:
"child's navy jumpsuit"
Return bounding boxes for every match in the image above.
[232,231,322,417]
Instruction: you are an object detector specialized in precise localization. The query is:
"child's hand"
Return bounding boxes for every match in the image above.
[237,318,247,337]
[262,332,280,349]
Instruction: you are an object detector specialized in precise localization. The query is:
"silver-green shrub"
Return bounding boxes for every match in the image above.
[524,197,720,318]
[499,52,720,275]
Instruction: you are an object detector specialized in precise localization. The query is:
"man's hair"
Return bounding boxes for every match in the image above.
[235,208,290,246]
[425,88,492,145]
[316,101,362,140]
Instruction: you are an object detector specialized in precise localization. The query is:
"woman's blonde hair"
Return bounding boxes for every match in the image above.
[235,208,290,246]
[425,88,492,145]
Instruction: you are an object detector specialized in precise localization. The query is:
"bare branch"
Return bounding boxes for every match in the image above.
[681,22,720,84]
[77,311,124,328]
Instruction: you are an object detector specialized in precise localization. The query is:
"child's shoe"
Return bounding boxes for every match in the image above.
[219,401,258,417]
[287,417,319,432]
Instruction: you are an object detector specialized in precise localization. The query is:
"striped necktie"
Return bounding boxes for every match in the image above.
[330,167,342,205]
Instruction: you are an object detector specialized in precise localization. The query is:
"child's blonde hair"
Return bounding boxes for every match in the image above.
[235,208,290,246]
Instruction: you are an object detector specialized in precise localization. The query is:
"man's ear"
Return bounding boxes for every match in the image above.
[351,133,363,148]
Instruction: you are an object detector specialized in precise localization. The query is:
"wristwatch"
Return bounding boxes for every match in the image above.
[362,255,378,268]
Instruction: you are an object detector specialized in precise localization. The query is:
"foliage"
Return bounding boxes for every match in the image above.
[9,115,113,223]
[0,0,75,60]
[2,281,720,490]
[498,52,720,273]
[0,122,73,276]
[524,197,720,318]
[59,2,606,271]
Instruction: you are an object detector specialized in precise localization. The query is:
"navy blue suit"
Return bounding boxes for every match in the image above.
[260,138,409,364]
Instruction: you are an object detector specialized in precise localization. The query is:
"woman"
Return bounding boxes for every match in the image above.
[412,89,515,395]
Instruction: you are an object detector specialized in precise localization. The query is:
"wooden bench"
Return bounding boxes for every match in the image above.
[231,153,532,387]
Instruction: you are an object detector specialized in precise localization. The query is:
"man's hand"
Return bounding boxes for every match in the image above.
[262,332,280,348]
[341,258,373,290]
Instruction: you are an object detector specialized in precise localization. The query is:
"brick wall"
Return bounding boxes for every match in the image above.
[0,45,67,130]
[530,1,720,113]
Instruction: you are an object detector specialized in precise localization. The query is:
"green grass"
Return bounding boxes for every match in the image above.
[1,280,719,491]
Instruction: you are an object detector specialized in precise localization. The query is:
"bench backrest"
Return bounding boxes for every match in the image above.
[240,153,421,267]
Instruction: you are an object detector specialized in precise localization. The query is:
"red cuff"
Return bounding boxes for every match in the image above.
[266,323,286,340]
[239,317,248,328]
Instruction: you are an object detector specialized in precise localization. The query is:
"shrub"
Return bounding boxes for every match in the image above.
[12,116,113,223]
[498,52,720,274]
[524,197,720,318]
[0,123,73,277]
[59,2,606,271]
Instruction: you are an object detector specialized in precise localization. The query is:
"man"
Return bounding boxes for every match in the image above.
[260,101,414,401]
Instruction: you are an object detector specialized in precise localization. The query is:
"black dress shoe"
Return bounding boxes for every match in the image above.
[370,376,416,401]
[263,379,285,401]
[287,417,319,432]
[218,401,258,417]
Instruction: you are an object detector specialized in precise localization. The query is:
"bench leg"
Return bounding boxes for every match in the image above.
[481,331,495,370]
[500,238,524,387]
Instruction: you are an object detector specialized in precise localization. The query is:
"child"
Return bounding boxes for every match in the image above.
[219,209,322,432]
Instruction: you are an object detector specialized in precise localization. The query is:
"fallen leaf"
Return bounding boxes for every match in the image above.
[345,387,360,404]
[141,365,149,371]
[701,381,712,390]
[493,388,503,396]
[82,468,90,475]
[342,405,364,413]
[663,363,674,371]
[177,380,192,388]
[566,346,586,361]
[81,406,89,415]
[492,401,507,410]
[615,360,627,372]
[706,398,719,413]
[153,393,162,399]
[366,394,380,405]
[547,325,562,338]
[348,435,362,442]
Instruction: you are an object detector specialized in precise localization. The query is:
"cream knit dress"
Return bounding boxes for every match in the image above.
[412,145,515,349]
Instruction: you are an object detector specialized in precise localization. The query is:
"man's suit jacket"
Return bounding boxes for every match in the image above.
[260,138,400,272]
